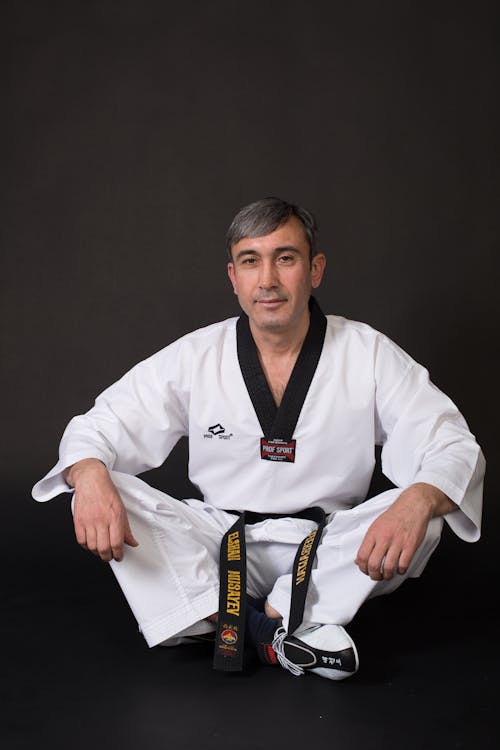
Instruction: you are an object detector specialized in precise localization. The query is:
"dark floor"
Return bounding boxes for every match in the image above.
[2,491,498,750]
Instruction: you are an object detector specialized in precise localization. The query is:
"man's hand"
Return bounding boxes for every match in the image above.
[355,482,456,581]
[66,458,139,562]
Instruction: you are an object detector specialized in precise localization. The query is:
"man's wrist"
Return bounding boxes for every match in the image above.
[407,482,457,518]
[64,458,107,488]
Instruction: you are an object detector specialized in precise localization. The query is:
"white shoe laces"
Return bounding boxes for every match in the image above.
[272,626,305,677]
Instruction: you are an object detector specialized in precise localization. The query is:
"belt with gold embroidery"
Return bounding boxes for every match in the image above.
[213,507,326,672]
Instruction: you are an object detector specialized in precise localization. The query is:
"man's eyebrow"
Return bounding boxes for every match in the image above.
[234,248,259,260]
[273,245,301,254]
[234,245,301,260]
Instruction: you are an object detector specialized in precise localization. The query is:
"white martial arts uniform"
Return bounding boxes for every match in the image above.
[32,309,485,646]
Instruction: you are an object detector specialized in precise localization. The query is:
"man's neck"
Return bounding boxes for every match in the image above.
[249,312,310,361]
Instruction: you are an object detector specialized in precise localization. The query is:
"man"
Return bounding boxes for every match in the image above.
[32,197,484,681]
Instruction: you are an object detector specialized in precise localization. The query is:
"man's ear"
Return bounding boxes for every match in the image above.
[311,253,326,289]
[227,262,238,295]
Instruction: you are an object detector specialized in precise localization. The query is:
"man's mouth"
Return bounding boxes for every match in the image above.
[256,298,286,306]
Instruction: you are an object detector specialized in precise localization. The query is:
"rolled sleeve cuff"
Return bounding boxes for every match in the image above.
[412,464,483,543]
[31,450,112,502]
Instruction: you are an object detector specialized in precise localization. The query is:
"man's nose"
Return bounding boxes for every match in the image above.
[259,260,278,288]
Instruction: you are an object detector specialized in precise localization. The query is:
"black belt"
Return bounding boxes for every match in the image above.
[213,507,326,672]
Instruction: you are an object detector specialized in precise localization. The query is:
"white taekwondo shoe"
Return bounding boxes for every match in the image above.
[263,623,359,680]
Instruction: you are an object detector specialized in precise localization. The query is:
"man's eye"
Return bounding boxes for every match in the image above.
[242,257,257,265]
[278,255,293,263]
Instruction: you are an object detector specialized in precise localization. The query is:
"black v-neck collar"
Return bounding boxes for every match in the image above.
[236,297,327,440]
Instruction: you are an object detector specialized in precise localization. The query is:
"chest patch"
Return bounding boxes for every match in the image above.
[260,438,296,463]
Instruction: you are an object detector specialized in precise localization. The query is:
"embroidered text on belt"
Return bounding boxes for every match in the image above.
[213,507,326,672]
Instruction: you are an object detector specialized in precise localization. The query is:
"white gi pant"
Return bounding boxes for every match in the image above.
[106,471,443,647]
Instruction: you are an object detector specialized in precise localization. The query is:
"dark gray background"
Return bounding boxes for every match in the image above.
[2,1,498,548]
[2,4,499,748]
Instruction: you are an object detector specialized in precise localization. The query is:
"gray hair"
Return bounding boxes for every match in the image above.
[226,197,318,260]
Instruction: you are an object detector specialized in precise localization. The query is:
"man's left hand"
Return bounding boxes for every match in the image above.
[354,482,457,581]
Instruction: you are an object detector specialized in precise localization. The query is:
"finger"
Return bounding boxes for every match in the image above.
[109,520,125,562]
[380,547,401,580]
[123,516,139,548]
[85,525,98,555]
[367,544,387,581]
[355,537,376,575]
[96,524,113,562]
[74,519,87,548]
[397,545,415,575]
[368,566,383,581]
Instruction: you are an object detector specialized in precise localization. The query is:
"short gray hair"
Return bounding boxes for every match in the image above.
[226,197,318,259]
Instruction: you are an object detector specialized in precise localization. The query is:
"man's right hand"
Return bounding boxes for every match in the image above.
[65,458,139,562]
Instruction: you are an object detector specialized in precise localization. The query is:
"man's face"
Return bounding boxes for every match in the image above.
[227,217,326,337]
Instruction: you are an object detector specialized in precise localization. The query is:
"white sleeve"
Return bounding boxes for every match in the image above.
[374,336,485,542]
[32,339,191,502]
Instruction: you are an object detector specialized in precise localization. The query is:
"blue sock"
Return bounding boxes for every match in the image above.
[245,598,281,647]
[247,595,267,612]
